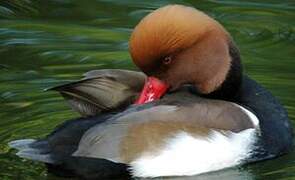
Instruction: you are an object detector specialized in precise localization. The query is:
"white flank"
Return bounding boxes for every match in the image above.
[131,129,257,178]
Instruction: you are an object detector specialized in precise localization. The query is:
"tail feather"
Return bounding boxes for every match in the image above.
[9,139,131,179]
[16,150,55,163]
[9,139,55,164]
[8,139,36,150]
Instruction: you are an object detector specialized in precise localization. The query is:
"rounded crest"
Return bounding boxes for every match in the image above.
[129,4,227,72]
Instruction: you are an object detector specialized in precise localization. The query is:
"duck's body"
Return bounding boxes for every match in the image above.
[9,4,293,180]
[10,74,292,179]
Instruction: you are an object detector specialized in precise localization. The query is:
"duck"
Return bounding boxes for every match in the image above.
[9,4,293,180]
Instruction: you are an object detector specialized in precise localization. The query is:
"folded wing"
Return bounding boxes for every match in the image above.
[49,69,146,116]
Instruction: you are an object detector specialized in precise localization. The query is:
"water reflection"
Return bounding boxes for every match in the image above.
[140,167,254,180]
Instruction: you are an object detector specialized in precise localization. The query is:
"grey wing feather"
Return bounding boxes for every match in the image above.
[72,105,180,163]
[49,69,146,117]
[72,121,129,162]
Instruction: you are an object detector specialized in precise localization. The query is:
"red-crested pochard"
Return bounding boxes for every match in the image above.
[9,4,293,180]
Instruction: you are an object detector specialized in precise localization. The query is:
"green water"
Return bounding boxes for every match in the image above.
[0,0,294,179]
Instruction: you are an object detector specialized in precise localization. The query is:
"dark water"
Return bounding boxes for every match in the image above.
[0,0,294,179]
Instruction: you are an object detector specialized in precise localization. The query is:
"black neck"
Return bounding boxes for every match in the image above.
[201,41,243,101]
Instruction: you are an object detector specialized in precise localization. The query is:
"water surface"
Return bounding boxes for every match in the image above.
[0,0,294,179]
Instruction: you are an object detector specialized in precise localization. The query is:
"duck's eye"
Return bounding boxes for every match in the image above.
[162,56,172,65]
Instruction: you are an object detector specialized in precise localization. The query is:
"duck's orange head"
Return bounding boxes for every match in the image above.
[130,5,242,104]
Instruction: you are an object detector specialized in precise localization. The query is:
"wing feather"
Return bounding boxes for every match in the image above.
[49,69,146,116]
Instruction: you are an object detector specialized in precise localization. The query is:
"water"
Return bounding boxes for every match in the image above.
[0,0,294,179]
